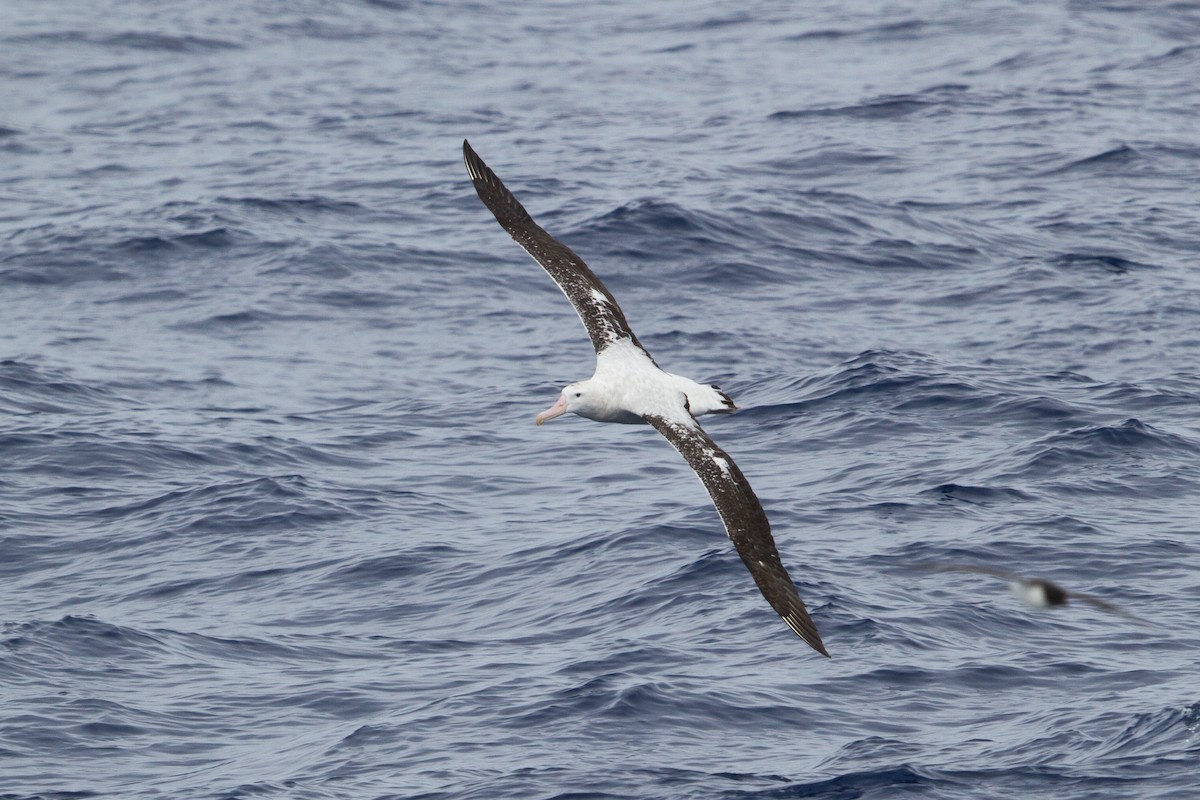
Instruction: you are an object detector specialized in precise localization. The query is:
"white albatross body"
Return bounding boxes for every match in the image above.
[537,338,737,426]
[463,139,828,656]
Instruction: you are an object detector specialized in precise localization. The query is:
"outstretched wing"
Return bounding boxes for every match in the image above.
[924,564,1145,622]
[1069,590,1146,622]
[644,412,828,656]
[918,563,1023,582]
[463,139,646,356]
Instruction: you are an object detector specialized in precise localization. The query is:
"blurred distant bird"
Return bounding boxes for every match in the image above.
[921,563,1143,621]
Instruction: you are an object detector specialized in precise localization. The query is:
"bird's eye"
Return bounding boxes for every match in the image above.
[573,392,582,398]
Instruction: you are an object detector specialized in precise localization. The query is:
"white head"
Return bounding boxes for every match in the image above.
[535,381,598,425]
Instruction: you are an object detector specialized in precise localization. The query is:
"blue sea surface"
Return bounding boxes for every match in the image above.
[3,1,1200,797]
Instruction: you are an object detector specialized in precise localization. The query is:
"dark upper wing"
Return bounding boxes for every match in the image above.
[463,140,644,355]
[918,563,1022,582]
[1069,590,1146,622]
[644,412,828,657]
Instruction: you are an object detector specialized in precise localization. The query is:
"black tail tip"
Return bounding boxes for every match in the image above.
[712,385,738,413]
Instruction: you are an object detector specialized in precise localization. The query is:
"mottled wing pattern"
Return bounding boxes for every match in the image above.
[463,140,644,355]
[644,413,829,657]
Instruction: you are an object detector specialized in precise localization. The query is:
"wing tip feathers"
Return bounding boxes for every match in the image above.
[785,615,830,657]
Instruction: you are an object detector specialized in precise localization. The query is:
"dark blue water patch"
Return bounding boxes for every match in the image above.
[691,11,755,31]
[987,394,1081,426]
[593,547,741,616]
[770,95,937,122]
[442,767,642,800]
[114,475,367,539]
[781,18,931,44]
[724,202,865,245]
[970,512,1138,552]
[284,409,423,454]
[154,200,245,229]
[856,236,984,271]
[171,309,328,333]
[3,430,219,481]
[102,474,303,517]
[262,14,384,41]
[922,483,1035,506]
[1046,253,1153,274]
[687,258,782,287]
[727,187,987,273]
[114,228,237,253]
[162,625,370,666]
[307,289,404,309]
[0,134,35,155]
[1129,42,1200,71]
[1,616,165,667]
[218,195,369,220]
[126,564,298,602]
[1087,701,1200,761]
[1040,144,1141,176]
[262,241,444,280]
[553,643,684,679]
[325,542,465,584]
[493,521,686,574]
[0,790,102,799]
[780,27,855,41]
[1,223,249,287]
[758,150,898,182]
[853,500,922,524]
[0,240,131,287]
[333,722,403,751]
[1091,377,1200,412]
[40,31,243,53]
[96,287,191,305]
[821,736,929,770]
[818,197,989,272]
[849,662,1046,695]
[579,200,745,265]
[505,672,822,733]
[10,462,379,563]
[717,764,932,799]
[930,765,1145,800]
[764,350,986,416]
[1014,418,1200,472]
[749,354,1188,452]
[0,360,124,415]
[502,673,627,728]
[363,0,414,11]
[652,41,695,54]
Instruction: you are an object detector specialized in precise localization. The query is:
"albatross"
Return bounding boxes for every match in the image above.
[921,564,1144,621]
[463,140,828,656]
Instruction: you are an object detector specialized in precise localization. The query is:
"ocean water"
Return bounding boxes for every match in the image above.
[3,1,1200,797]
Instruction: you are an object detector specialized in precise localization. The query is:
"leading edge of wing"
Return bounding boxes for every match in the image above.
[915,563,1021,582]
[462,139,644,354]
[643,412,829,657]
